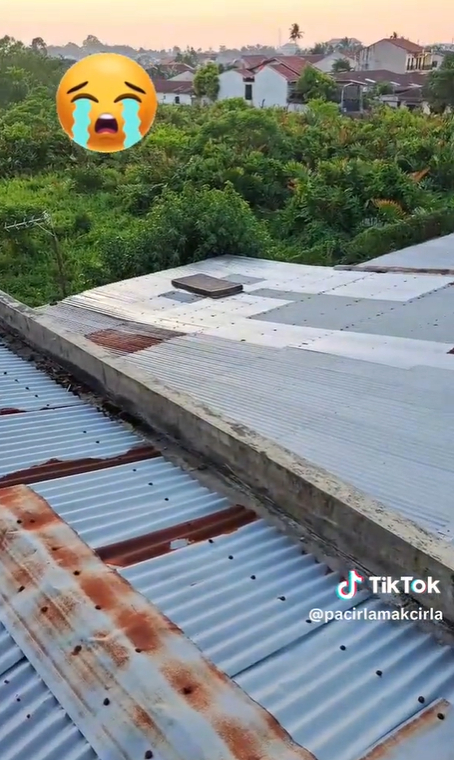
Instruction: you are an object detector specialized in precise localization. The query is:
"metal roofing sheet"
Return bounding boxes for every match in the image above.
[0,344,82,414]
[251,287,454,343]
[124,335,454,539]
[0,485,315,760]
[0,624,98,760]
[121,520,454,760]
[30,457,232,549]
[0,405,147,482]
[326,273,454,301]
[362,234,454,270]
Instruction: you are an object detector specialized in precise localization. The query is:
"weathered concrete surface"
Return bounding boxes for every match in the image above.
[1,289,454,623]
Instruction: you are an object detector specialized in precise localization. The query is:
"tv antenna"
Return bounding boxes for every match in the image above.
[4,211,68,298]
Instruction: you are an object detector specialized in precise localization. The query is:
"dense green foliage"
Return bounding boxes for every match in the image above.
[423,53,454,114]
[1,35,454,306]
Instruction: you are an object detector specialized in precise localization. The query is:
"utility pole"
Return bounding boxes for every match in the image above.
[4,211,68,299]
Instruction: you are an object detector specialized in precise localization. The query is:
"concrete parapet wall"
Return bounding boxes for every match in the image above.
[1,290,454,624]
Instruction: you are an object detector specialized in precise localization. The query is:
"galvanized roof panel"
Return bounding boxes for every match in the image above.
[121,520,454,760]
[0,485,316,760]
[30,457,232,549]
[0,405,148,483]
[354,700,453,760]
[362,234,454,270]
[125,335,454,538]
[0,624,98,760]
[0,344,82,414]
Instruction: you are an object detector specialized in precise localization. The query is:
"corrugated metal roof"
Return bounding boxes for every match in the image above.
[0,485,316,760]
[0,405,154,485]
[0,623,98,760]
[123,334,454,539]
[252,286,454,343]
[0,344,83,414]
[361,234,454,270]
[2,315,454,759]
[30,457,235,551]
[120,520,454,760]
[37,256,454,365]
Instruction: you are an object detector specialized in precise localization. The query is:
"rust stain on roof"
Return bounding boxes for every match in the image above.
[86,329,165,354]
[0,484,317,760]
[0,407,23,415]
[95,504,257,567]
[0,443,159,487]
[359,699,450,759]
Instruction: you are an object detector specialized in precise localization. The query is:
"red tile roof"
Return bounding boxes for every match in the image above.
[265,59,312,81]
[239,55,270,68]
[369,37,424,54]
[299,54,325,63]
[152,78,193,94]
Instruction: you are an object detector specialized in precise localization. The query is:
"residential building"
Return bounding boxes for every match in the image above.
[406,50,445,71]
[305,51,358,72]
[334,69,426,88]
[218,68,254,102]
[168,70,195,82]
[152,79,193,105]
[358,36,424,73]
[252,58,309,108]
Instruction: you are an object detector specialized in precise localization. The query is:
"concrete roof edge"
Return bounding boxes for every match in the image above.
[1,290,454,623]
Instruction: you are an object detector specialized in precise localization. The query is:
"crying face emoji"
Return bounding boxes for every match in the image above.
[56,53,157,153]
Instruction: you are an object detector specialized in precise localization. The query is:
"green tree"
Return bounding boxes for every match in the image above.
[31,37,47,55]
[309,42,331,54]
[331,58,352,72]
[423,53,454,113]
[289,24,303,43]
[193,62,220,101]
[296,66,338,102]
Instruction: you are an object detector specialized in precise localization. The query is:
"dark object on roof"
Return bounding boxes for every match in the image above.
[171,274,243,298]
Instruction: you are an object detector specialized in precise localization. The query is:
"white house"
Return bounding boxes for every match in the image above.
[306,52,358,73]
[252,59,310,109]
[358,37,424,73]
[406,50,445,72]
[152,79,193,105]
[218,69,254,103]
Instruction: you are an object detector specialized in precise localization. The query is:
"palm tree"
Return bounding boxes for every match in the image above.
[289,23,303,43]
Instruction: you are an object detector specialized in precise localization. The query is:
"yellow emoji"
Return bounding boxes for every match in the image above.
[56,53,157,153]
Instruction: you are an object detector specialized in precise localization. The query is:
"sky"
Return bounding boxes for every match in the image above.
[2,0,454,50]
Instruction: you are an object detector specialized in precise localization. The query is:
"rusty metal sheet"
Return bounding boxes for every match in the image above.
[95,505,257,567]
[86,329,165,354]
[357,699,452,760]
[0,485,316,760]
[0,444,159,487]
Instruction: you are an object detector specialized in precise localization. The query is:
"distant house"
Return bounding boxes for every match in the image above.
[334,69,426,88]
[406,50,445,72]
[152,79,193,105]
[218,69,255,103]
[334,69,427,112]
[358,37,424,73]
[302,52,358,72]
[221,55,336,109]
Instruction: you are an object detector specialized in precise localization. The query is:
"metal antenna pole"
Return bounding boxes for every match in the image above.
[4,212,68,298]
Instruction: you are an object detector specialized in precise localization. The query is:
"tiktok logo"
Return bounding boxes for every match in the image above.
[336,570,364,599]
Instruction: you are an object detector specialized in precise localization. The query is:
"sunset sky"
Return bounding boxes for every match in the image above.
[3,0,454,50]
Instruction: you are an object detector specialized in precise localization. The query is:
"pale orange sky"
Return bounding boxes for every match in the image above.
[2,0,453,50]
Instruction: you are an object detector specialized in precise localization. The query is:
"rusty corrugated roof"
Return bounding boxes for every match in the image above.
[0,484,315,760]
